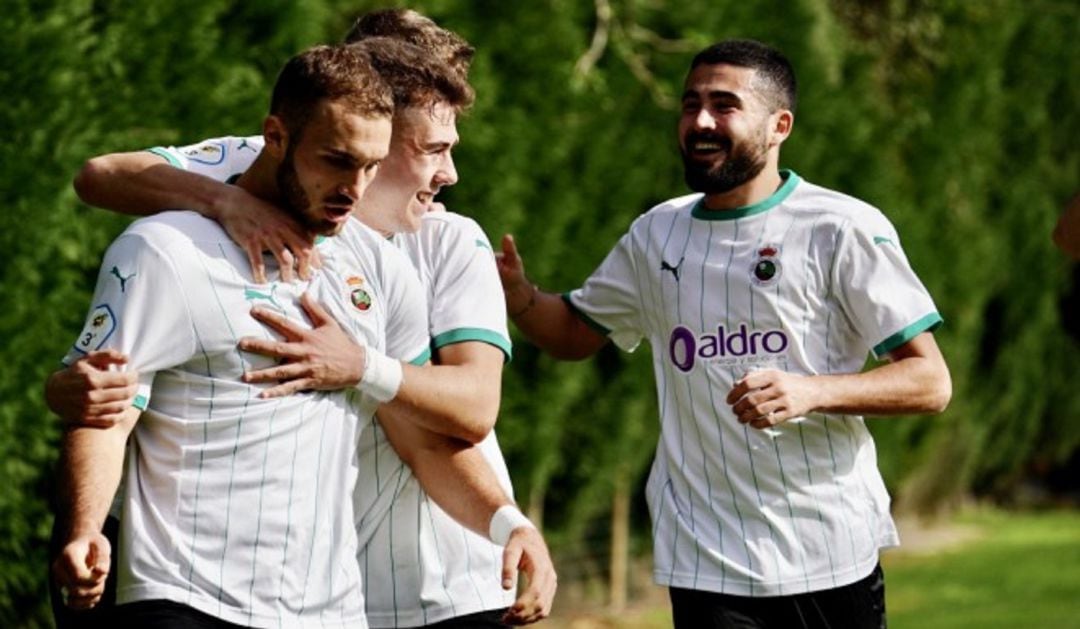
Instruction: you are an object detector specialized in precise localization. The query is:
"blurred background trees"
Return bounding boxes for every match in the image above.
[2,0,1076,624]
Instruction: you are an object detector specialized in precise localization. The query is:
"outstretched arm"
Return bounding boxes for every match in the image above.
[52,406,139,610]
[496,234,607,360]
[378,406,556,625]
[73,150,315,282]
[727,332,951,428]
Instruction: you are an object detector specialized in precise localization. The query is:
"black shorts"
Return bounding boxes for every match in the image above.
[426,608,511,628]
[115,600,249,628]
[670,563,887,629]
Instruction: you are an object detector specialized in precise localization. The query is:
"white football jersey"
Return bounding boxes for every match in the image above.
[355,212,514,627]
[64,211,430,627]
[567,171,942,596]
[154,137,519,625]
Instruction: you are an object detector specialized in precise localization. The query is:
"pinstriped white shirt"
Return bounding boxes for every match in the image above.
[567,171,941,596]
[356,212,515,627]
[152,137,518,625]
[65,212,430,627]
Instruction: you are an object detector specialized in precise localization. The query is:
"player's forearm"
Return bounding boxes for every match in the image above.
[74,151,233,221]
[388,362,499,443]
[507,285,606,360]
[57,411,136,539]
[45,368,73,419]
[377,408,514,538]
[809,335,951,416]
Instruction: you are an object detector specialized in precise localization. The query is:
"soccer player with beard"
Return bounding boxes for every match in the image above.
[47,13,555,628]
[497,39,952,628]
[51,43,426,627]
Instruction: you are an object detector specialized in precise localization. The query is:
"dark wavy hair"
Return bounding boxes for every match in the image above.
[691,39,797,114]
[269,44,393,139]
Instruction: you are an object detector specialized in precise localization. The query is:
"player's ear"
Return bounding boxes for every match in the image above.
[262,115,289,159]
[769,109,793,148]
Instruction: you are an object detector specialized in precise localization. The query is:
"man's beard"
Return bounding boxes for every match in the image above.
[681,131,769,194]
[275,146,350,236]
[276,147,320,233]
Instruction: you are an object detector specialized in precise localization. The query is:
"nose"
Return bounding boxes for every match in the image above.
[694,108,717,131]
[434,152,458,188]
[341,166,376,202]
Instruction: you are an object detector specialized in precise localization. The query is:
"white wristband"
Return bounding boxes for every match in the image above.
[488,505,534,547]
[357,348,403,403]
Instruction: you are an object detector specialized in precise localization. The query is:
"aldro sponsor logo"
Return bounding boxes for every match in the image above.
[668,323,789,372]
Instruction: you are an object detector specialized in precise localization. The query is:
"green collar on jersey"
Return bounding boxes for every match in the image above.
[691,169,801,220]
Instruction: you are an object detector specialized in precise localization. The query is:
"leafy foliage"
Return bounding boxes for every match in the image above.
[1,0,1076,623]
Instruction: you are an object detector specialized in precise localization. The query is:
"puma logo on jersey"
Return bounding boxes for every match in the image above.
[111,266,136,292]
[660,257,684,282]
[244,284,284,312]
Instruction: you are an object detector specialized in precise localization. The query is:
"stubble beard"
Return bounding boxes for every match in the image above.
[682,128,770,195]
[276,147,337,236]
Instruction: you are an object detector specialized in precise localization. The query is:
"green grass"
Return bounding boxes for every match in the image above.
[883,509,1080,629]
[550,508,1080,628]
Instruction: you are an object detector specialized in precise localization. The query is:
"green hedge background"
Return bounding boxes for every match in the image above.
[2,0,1077,624]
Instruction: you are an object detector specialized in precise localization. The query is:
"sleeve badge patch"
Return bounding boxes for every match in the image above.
[182,141,226,165]
[72,304,117,355]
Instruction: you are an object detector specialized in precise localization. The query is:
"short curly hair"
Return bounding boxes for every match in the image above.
[269,44,393,139]
[344,9,474,79]
[353,37,474,114]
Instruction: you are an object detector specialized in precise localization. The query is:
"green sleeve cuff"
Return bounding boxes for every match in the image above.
[561,292,611,336]
[408,347,433,366]
[133,393,149,411]
[431,328,513,363]
[146,147,183,168]
[873,313,943,357]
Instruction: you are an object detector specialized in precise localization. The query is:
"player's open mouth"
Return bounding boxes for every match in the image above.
[689,140,729,157]
[415,191,434,207]
[324,204,353,221]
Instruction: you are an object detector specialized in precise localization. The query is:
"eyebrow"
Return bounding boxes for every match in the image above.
[421,135,459,150]
[325,149,358,163]
[683,88,744,103]
[325,148,384,165]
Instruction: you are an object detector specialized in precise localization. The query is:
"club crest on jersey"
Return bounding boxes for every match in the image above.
[750,245,782,286]
[73,304,117,354]
[347,276,372,312]
[182,141,226,165]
